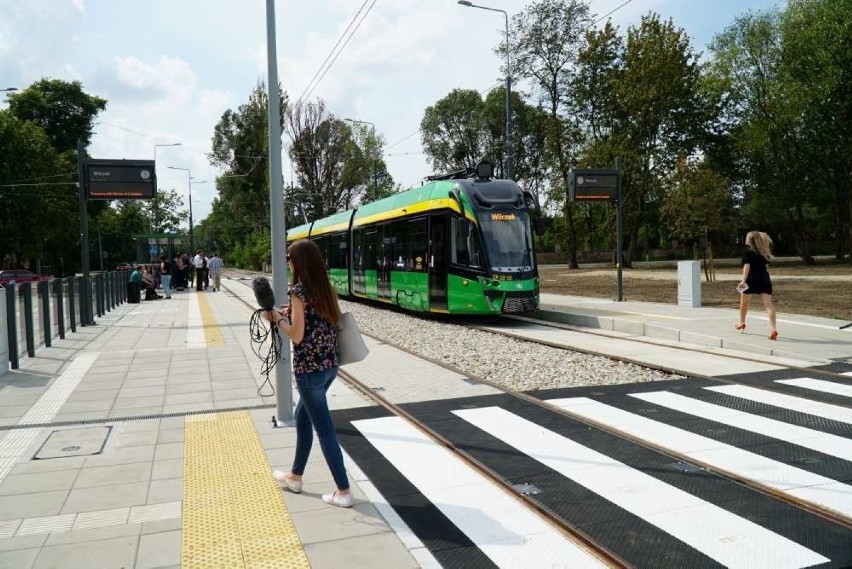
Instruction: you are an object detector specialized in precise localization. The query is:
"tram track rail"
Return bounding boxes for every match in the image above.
[499,312,852,382]
[224,275,852,535]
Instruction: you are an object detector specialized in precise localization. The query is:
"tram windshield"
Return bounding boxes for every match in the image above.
[477,210,535,273]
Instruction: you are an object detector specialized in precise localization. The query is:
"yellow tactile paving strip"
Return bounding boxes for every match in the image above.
[182,411,309,568]
[198,292,226,346]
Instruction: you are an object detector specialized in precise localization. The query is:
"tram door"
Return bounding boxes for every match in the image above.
[428,215,448,309]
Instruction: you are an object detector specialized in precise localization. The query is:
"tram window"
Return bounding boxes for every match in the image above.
[408,217,427,271]
[330,232,347,269]
[450,216,483,269]
[365,230,378,270]
[313,236,329,267]
[353,228,365,275]
[388,220,408,269]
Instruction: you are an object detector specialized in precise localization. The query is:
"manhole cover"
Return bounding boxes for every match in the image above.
[34,426,112,459]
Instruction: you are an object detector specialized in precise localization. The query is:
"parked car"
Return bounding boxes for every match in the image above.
[116,262,133,271]
[0,270,49,286]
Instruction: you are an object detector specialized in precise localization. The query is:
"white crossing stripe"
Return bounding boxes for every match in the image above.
[352,416,608,569]
[776,378,852,399]
[454,406,828,569]
[631,391,852,460]
[706,385,852,425]
[547,397,852,520]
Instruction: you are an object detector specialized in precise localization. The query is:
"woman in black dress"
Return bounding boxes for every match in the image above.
[736,231,778,340]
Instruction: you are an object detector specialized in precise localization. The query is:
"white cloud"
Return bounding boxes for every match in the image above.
[71,0,84,13]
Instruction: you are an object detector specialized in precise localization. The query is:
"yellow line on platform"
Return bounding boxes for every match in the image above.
[182,411,309,568]
[197,292,226,346]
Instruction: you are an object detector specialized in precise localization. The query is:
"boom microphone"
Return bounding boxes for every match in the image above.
[252,277,277,310]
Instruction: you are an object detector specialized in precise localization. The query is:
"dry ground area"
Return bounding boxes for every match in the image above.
[538,262,852,322]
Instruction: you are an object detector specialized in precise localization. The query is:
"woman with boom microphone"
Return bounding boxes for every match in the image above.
[265,239,353,508]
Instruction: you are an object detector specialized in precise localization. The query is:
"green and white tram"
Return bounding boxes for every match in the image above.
[287,165,540,315]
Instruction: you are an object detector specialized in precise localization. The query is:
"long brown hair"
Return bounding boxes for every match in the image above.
[288,239,341,326]
[745,231,773,261]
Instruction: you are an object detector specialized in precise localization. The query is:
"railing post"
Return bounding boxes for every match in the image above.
[105,273,115,312]
[5,283,18,369]
[40,281,52,348]
[22,282,35,357]
[95,274,103,317]
[56,279,65,340]
[68,277,77,333]
[78,276,86,326]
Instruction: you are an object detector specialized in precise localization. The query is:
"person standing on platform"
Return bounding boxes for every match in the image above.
[736,230,778,340]
[159,255,172,299]
[182,253,193,289]
[265,239,353,508]
[207,251,223,292]
[191,250,205,291]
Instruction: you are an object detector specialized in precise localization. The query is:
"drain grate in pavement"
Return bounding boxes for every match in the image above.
[34,426,112,459]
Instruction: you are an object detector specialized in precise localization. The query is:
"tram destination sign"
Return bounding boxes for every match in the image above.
[85,159,156,200]
[569,168,620,202]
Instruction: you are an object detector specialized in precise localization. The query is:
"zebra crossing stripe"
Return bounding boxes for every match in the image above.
[630,391,852,460]
[776,378,852,399]
[705,385,852,425]
[351,416,608,569]
[547,397,852,520]
[453,406,828,569]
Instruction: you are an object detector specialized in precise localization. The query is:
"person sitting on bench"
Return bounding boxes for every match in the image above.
[140,265,162,300]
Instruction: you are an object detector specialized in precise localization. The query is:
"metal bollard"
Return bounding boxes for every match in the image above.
[68,277,76,333]
[5,283,18,369]
[22,282,35,357]
[55,279,65,339]
[40,280,52,348]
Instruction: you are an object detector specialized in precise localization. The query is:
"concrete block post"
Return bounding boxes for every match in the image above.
[677,260,701,308]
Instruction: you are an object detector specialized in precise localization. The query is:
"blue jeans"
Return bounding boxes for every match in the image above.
[160,274,171,298]
[291,366,349,490]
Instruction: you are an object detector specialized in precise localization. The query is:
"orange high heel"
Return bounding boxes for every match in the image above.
[735,323,746,332]
[768,330,778,340]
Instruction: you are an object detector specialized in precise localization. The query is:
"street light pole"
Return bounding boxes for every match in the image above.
[266,0,294,424]
[458,0,513,180]
[344,118,377,198]
[153,143,181,232]
[168,166,194,252]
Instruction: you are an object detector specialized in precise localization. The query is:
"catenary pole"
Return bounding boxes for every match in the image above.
[266,0,293,423]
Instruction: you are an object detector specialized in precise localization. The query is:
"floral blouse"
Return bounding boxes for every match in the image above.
[290,283,338,375]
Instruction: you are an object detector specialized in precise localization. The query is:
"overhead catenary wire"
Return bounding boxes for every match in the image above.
[295,0,373,106]
[298,0,380,106]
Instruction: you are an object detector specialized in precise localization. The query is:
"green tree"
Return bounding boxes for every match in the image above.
[3,79,108,274]
[0,111,62,267]
[7,79,106,153]
[420,89,490,175]
[708,9,816,261]
[781,0,852,260]
[285,100,360,219]
[208,81,288,262]
[142,188,186,234]
[659,156,730,244]
[612,14,707,264]
[505,0,592,268]
[344,121,396,204]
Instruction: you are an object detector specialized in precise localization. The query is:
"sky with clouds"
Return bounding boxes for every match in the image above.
[1,0,780,223]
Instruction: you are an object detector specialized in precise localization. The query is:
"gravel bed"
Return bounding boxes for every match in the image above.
[341,299,683,391]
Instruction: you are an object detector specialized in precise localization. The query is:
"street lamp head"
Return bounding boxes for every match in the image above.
[2,87,19,93]
[458,1,473,5]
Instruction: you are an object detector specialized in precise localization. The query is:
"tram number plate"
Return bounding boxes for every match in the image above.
[492,274,514,281]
